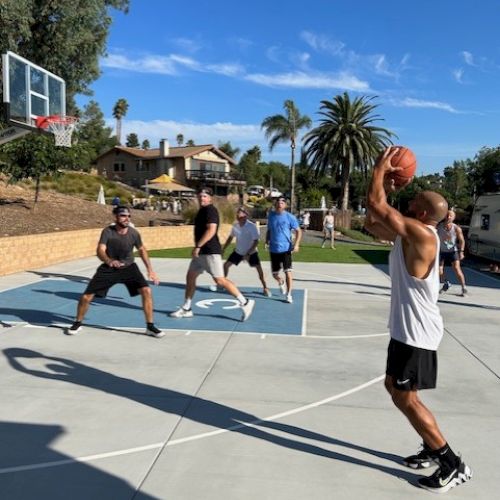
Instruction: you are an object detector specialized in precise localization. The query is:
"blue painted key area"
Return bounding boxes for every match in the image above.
[0,279,305,335]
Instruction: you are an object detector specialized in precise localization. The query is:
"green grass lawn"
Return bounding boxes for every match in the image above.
[148,241,391,265]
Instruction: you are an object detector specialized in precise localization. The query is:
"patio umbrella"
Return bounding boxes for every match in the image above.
[142,177,194,193]
[97,184,106,205]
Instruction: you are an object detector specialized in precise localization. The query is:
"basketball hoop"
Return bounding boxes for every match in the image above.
[35,115,78,147]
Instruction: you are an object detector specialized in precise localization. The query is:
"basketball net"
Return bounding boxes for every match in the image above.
[35,115,78,147]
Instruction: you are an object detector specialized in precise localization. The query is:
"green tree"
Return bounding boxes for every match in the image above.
[76,100,116,164]
[0,0,129,111]
[238,146,262,186]
[112,98,129,145]
[176,133,184,146]
[468,147,500,197]
[262,100,312,212]
[0,134,65,203]
[142,139,150,150]
[304,92,395,210]
[217,141,240,161]
[125,133,139,148]
[186,139,195,146]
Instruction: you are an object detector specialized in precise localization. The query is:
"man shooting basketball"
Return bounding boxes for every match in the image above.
[365,147,472,493]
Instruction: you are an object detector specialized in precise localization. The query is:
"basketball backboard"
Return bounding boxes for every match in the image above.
[2,51,66,131]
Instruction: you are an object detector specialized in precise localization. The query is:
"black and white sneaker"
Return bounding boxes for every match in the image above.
[146,324,165,338]
[240,299,255,321]
[418,459,472,493]
[67,321,82,335]
[439,280,451,294]
[403,444,437,469]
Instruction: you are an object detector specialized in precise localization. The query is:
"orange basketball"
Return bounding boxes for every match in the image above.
[389,146,417,186]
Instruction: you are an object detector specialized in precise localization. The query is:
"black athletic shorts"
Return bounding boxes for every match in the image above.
[84,263,149,298]
[386,338,437,391]
[227,251,261,267]
[270,251,292,274]
[440,251,459,266]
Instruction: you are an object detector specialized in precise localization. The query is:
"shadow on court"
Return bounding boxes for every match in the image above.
[3,348,422,490]
[0,422,157,500]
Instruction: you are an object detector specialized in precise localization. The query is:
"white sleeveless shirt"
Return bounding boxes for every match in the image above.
[388,226,443,351]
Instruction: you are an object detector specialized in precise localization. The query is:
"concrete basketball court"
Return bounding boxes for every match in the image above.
[0,256,499,499]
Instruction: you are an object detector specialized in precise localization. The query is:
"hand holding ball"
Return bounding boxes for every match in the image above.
[389,146,417,186]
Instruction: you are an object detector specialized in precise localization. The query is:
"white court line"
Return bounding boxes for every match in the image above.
[301,288,308,336]
[0,374,384,474]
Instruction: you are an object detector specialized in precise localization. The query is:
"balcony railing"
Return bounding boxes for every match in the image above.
[186,170,245,185]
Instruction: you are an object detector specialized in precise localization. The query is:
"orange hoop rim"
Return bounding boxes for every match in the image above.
[35,115,78,130]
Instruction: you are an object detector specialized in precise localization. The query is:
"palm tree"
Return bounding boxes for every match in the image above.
[112,98,129,145]
[261,100,312,213]
[176,133,184,146]
[304,92,396,210]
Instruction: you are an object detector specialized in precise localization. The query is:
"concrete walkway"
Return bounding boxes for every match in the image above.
[0,257,498,499]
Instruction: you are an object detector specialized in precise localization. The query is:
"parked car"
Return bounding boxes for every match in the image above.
[247,185,265,196]
[267,188,283,198]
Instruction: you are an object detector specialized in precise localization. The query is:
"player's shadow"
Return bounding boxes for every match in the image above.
[0,421,157,500]
[4,348,421,485]
[29,271,90,283]
[0,307,72,326]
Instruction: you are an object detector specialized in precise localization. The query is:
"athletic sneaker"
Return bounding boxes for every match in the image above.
[403,444,437,469]
[461,287,468,297]
[279,281,287,295]
[146,324,165,338]
[418,458,472,493]
[240,299,255,321]
[286,294,293,304]
[170,307,193,318]
[66,321,82,335]
[439,280,451,294]
[264,288,272,297]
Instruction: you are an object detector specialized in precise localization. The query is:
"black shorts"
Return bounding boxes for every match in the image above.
[386,338,437,391]
[270,252,292,274]
[84,263,149,298]
[227,251,261,267]
[440,251,459,266]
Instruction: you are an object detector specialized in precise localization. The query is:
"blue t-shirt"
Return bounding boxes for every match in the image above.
[267,210,299,253]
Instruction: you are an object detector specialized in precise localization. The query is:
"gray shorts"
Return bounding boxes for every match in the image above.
[188,254,224,278]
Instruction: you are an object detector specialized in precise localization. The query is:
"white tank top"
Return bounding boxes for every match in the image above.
[388,226,443,351]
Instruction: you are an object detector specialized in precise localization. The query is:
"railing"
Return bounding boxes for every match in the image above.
[185,170,245,184]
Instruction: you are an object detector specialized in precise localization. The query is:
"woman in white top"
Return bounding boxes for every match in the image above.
[321,210,335,249]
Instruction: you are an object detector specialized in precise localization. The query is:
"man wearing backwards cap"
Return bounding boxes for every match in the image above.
[170,188,255,321]
[222,206,271,297]
[66,206,164,338]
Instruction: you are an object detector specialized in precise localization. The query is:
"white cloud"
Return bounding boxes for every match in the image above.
[112,119,262,147]
[102,53,243,77]
[461,51,475,66]
[245,71,370,91]
[172,37,202,53]
[391,97,459,113]
[453,68,464,84]
[300,31,345,56]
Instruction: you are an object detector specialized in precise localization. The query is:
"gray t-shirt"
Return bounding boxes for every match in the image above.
[98,225,143,267]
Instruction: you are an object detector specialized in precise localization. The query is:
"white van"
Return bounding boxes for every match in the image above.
[468,193,500,262]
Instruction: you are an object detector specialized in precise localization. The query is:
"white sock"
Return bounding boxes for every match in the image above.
[236,294,246,305]
[183,299,192,310]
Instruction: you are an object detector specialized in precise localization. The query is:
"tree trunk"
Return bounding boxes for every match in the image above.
[116,118,122,145]
[290,144,296,213]
[34,175,41,207]
[341,162,350,210]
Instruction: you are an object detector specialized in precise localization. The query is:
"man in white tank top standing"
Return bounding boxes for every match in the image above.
[365,148,472,494]
[437,210,468,296]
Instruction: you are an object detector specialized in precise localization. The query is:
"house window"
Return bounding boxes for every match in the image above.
[113,162,125,172]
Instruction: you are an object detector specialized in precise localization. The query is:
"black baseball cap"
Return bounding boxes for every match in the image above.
[197,186,213,196]
[113,205,131,216]
[237,206,249,215]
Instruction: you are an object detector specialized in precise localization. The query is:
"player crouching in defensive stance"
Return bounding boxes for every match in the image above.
[67,206,164,338]
[365,147,472,494]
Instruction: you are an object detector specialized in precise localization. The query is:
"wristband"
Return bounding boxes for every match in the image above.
[195,246,201,249]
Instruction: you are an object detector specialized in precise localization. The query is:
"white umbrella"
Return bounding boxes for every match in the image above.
[97,184,106,205]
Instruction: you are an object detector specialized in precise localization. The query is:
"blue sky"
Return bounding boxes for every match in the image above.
[77,0,500,175]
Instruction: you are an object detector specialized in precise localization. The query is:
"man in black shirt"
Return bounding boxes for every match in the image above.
[170,187,255,321]
[67,206,164,338]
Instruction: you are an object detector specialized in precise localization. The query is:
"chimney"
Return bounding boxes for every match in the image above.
[159,138,170,157]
